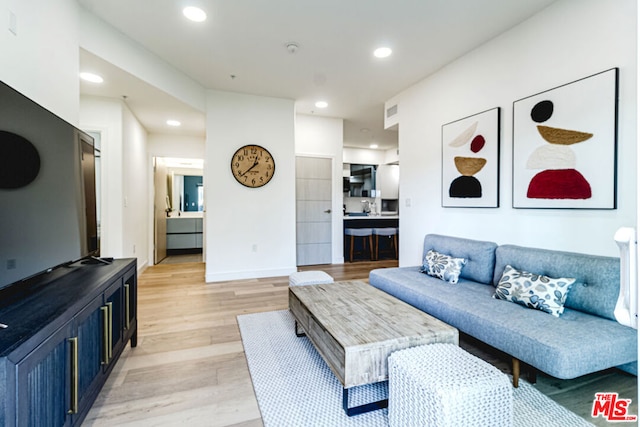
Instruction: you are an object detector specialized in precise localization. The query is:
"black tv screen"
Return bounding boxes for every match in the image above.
[0,81,98,290]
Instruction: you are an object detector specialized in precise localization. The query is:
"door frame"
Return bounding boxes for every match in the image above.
[148,155,206,266]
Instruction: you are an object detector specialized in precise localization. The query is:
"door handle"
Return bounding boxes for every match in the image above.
[324,209,332,213]
[101,306,109,365]
[124,284,130,331]
[68,337,78,414]
[107,302,113,360]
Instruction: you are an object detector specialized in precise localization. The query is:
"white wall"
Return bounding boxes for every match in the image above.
[343,147,387,165]
[0,0,79,123]
[80,96,149,269]
[295,114,345,263]
[343,146,398,167]
[383,147,400,165]
[205,90,297,281]
[148,134,206,159]
[80,96,124,258]
[122,106,149,266]
[393,0,637,265]
[78,7,205,113]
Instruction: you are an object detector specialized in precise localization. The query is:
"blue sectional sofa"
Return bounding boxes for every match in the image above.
[369,234,637,386]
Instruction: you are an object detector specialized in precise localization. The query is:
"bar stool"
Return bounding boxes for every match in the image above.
[344,228,374,262]
[373,227,398,260]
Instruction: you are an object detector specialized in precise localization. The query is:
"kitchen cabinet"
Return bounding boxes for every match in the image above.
[0,259,137,426]
[376,164,399,199]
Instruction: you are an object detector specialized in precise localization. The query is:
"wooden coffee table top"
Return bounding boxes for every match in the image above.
[289,280,458,388]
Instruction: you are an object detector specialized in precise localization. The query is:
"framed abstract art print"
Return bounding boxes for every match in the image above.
[441,107,500,208]
[512,68,618,209]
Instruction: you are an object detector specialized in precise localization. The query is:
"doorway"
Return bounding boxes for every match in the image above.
[153,157,205,265]
[296,156,333,265]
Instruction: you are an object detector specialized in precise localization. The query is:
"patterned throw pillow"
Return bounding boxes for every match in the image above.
[493,265,576,317]
[421,249,466,284]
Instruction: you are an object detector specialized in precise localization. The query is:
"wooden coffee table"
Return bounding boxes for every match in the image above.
[288,280,459,416]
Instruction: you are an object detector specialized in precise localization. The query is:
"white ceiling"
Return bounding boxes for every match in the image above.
[77,0,558,150]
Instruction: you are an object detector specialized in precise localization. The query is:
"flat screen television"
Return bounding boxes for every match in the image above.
[0,80,98,291]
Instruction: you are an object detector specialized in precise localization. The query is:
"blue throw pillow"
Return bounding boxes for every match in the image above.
[494,265,575,317]
[421,249,466,284]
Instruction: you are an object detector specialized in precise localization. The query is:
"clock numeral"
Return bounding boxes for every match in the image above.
[232,145,274,187]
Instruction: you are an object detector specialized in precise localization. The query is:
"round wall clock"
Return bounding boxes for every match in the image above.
[230,144,276,188]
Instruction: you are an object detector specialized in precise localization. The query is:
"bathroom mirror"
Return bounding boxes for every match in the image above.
[170,173,203,212]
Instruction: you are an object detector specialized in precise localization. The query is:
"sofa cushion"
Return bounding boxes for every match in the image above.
[423,234,497,285]
[493,245,620,320]
[494,265,575,317]
[369,266,637,379]
[421,249,466,284]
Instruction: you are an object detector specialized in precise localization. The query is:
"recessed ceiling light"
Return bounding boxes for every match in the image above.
[79,72,103,83]
[183,6,207,22]
[166,119,181,127]
[373,47,392,58]
[370,144,379,149]
[315,101,328,109]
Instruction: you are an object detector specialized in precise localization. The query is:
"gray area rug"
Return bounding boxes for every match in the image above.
[238,309,594,427]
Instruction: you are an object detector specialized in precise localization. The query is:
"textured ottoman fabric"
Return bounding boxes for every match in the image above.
[289,271,334,287]
[388,343,513,427]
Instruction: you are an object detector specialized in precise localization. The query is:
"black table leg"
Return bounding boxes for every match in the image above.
[342,387,388,416]
[295,320,305,337]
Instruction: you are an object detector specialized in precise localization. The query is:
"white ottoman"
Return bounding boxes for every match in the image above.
[388,343,513,427]
[288,270,333,287]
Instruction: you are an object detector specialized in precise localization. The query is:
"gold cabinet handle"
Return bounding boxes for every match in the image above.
[68,337,78,414]
[107,302,113,360]
[124,284,131,331]
[101,305,109,365]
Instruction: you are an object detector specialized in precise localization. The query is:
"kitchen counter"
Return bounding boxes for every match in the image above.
[344,214,399,220]
[167,211,203,218]
[343,216,399,261]
[343,216,399,230]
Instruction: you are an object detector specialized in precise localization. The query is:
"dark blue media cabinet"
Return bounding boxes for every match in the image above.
[0,258,137,426]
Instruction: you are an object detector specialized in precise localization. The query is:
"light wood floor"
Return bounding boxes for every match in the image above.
[82,260,637,426]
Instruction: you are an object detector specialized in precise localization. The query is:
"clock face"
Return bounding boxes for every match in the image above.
[230,144,275,188]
